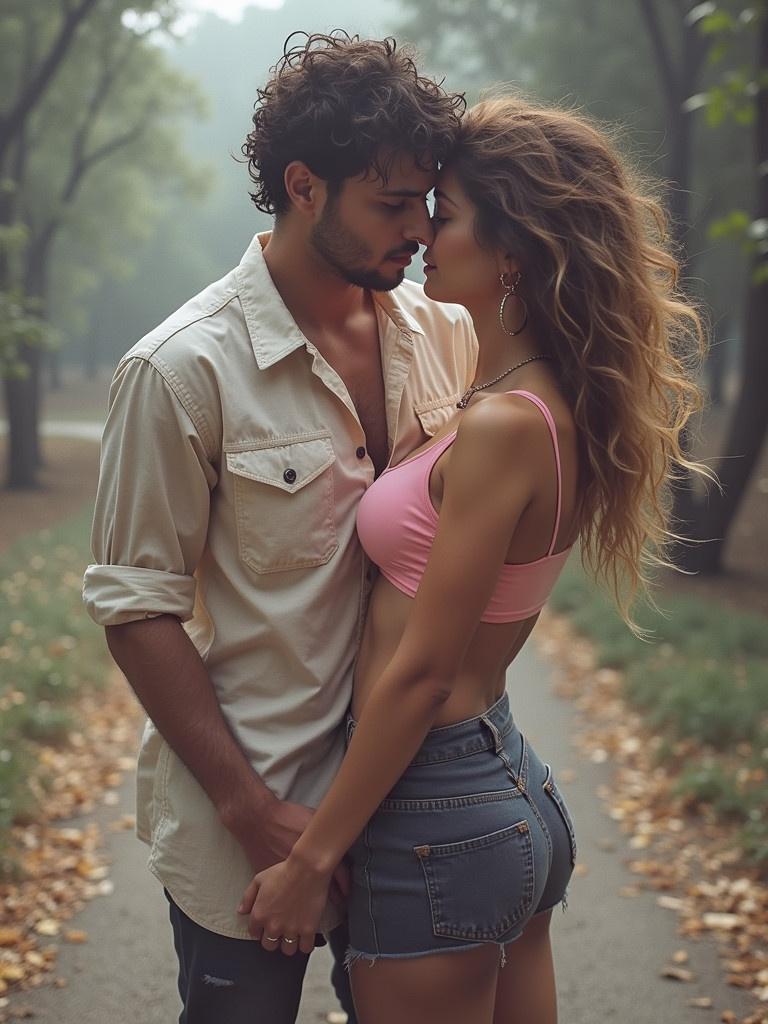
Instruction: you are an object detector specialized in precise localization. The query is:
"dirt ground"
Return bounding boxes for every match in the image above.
[0,436,100,555]
[1,373,766,619]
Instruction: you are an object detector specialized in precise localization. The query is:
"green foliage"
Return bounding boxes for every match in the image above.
[624,657,768,748]
[0,289,49,378]
[0,510,111,846]
[0,0,208,380]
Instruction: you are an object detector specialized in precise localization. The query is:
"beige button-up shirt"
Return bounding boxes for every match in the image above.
[83,233,476,937]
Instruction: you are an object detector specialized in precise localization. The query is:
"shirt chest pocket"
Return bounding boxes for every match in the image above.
[225,435,338,574]
[413,394,460,438]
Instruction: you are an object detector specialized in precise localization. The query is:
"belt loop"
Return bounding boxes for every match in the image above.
[480,714,504,754]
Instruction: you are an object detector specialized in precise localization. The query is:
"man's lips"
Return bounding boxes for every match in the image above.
[387,252,415,266]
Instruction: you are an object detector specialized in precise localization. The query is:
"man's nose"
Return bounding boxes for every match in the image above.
[403,204,435,247]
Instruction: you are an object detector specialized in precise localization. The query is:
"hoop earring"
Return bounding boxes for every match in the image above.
[499,271,529,337]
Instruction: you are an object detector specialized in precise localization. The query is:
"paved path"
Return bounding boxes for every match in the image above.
[10,644,757,1023]
[0,420,103,442]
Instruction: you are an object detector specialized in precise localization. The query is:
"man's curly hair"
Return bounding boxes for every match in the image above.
[242,32,466,215]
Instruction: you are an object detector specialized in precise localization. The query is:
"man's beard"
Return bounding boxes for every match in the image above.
[310,198,415,292]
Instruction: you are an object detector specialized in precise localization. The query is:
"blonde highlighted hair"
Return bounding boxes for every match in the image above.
[447,96,712,631]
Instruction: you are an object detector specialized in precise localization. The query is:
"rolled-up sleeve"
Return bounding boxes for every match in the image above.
[83,356,218,626]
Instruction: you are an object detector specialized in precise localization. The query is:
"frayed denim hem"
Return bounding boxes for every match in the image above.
[344,936,522,972]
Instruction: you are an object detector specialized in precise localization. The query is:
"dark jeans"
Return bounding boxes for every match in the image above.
[165,890,357,1024]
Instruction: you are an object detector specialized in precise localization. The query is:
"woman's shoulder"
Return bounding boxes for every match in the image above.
[453,388,567,462]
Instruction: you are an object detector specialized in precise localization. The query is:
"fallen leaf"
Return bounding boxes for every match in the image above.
[687,997,713,1009]
[657,895,686,911]
[63,931,87,944]
[619,885,642,898]
[703,913,741,931]
[662,966,695,982]
[0,966,24,983]
[33,920,59,937]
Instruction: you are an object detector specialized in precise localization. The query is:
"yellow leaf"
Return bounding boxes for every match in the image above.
[34,919,60,937]
[0,965,25,982]
[0,928,22,947]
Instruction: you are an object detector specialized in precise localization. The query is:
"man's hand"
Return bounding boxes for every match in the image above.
[224,794,350,905]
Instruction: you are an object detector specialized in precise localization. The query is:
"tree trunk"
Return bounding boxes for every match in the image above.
[4,344,41,489]
[48,349,62,391]
[694,12,768,573]
[637,2,707,566]
[21,230,53,473]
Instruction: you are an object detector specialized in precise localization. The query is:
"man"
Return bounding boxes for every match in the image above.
[83,31,476,1024]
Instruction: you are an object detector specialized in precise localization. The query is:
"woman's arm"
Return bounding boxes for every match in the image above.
[240,396,553,949]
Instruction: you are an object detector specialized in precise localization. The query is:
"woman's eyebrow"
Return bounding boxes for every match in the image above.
[434,188,458,207]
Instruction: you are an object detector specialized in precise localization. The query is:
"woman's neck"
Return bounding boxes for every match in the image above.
[468,303,545,385]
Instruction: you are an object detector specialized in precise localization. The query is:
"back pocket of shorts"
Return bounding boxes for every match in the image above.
[414,820,535,942]
[542,764,577,866]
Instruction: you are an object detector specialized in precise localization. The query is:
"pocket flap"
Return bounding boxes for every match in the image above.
[414,394,461,437]
[226,437,335,493]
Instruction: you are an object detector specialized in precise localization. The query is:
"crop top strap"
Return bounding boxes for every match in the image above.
[506,390,563,556]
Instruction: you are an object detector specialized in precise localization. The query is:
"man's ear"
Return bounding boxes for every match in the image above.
[283,161,326,218]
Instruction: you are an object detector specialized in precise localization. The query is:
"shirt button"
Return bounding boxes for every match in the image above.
[356,446,366,460]
[283,468,297,484]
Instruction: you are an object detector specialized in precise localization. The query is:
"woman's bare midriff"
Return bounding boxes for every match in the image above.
[351,573,538,725]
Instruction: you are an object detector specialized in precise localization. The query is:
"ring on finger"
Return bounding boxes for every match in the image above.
[265,935,280,942]
[282,937,296,945]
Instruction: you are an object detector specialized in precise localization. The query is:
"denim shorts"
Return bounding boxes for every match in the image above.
[344,691,576,965]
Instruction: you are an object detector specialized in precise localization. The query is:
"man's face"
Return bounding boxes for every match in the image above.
[310,153,436,291]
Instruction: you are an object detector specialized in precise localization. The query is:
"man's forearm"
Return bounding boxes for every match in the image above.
[105,615,275,840]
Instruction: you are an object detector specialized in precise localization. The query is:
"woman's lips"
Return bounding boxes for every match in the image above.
[424,262,437,273]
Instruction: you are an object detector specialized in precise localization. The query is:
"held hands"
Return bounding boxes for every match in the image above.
[238,855,334,956]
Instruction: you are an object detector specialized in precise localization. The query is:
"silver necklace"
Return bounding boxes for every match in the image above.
[457,354,552,409]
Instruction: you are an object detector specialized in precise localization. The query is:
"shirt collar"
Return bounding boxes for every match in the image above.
[235,232,424,370]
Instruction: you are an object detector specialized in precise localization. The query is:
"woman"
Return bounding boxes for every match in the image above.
[238,96,710,1023]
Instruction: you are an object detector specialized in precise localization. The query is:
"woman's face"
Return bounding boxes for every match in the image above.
[423,167,502,312]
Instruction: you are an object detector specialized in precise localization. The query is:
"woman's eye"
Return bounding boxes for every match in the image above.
[432,214,448,225]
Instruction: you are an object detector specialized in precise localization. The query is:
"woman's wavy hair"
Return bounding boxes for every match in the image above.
[242,32,466,215]
[446,95,713,632]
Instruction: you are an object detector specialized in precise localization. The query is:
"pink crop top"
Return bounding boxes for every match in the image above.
[356,390,575,623]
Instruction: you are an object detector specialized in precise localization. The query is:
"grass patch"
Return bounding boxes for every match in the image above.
[550,559,768,870]
[0,508,109,841]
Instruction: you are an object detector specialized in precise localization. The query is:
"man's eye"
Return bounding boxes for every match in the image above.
[381,202,406,212]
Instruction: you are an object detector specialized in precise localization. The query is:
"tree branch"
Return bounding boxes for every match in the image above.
[637,0,681,108]
[63,103,154,207]
[66,31,140,202]
[0,0,101,168]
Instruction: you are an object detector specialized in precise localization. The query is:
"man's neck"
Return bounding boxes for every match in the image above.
[261,226,371,336]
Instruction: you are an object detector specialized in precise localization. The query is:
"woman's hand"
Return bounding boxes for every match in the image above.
[238,856,333,956]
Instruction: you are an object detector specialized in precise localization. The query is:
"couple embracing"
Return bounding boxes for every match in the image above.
[84,30,707,1024]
